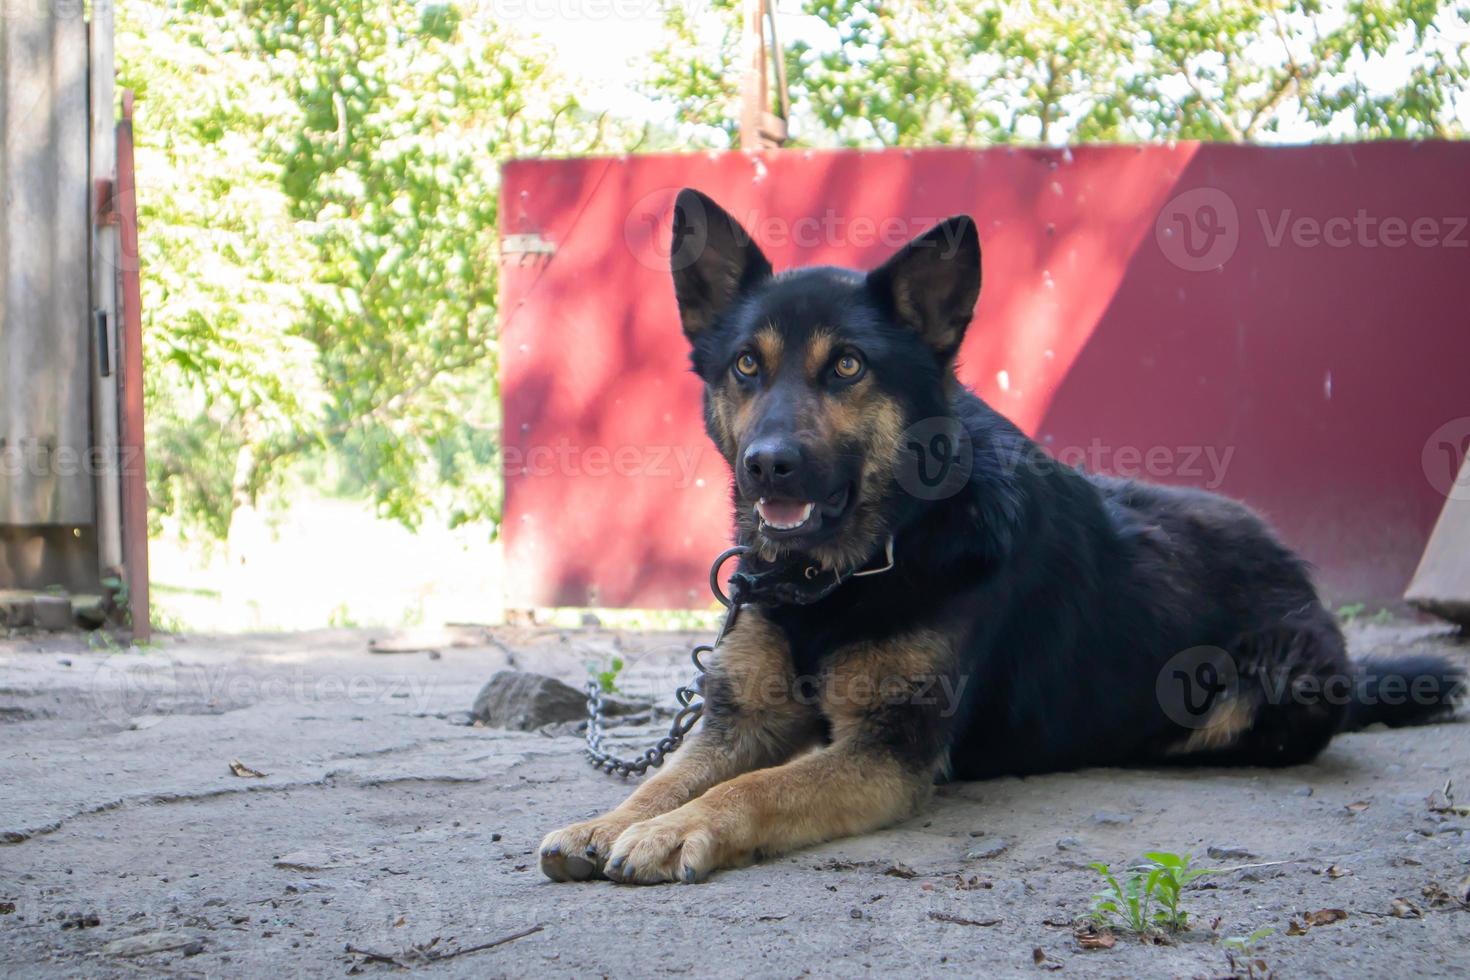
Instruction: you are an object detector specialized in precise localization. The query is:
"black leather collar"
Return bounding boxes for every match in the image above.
[726,536,895,608]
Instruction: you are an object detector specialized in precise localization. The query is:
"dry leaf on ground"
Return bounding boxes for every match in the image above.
[1303,908,1348,927]
[1073,925,1117,950]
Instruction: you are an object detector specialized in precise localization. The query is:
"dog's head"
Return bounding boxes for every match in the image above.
[670,189,981,569]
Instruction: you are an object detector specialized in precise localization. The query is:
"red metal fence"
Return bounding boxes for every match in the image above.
[499,144,1470,609]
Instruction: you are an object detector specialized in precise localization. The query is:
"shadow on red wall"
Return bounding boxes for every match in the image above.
[500,145,1470,608]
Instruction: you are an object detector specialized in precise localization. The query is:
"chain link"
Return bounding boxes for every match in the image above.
[583,547,748,777]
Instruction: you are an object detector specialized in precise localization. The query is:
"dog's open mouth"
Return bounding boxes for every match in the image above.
[755,485,852,540]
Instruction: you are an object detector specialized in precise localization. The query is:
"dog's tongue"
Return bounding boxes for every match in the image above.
[758,499,812,526]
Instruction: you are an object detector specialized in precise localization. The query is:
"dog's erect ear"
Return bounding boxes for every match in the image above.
[866,216,981,359]
[670,189,772,340]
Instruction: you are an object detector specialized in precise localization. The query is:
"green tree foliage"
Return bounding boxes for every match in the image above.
[118,1,614,541]
[119,2,313,539]
[647,0,1470,147]
[119,1,1467,545]
[644,0,745,145]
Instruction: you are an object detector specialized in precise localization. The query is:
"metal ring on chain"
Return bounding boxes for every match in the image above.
[708,545,751,607]
[583,547,749,778]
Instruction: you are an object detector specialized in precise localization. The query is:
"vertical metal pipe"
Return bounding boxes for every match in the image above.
[89,0,123,576]
[116,91,150,641]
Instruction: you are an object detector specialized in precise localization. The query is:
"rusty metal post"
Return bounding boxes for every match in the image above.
[739,0,767,151]
[739,0,788,150]
[115,91,150,641]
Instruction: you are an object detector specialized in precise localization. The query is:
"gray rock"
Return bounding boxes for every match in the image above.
[1292,785,1314,797]
[102,930,201,958]
[965,837,1009,860]
[994,878,1030,903]
[471,671,647,730]
[1207,845,1257,861]
[0,593,35,628]
[1090,810,1134,827]
[1056,836,1082,852]
[33,595,72,631]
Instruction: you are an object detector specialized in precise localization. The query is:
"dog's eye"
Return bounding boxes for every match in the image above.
[833,352,864,380]
[733,352,760,378]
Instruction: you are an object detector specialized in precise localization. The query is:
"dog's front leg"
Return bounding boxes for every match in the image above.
[540,611,818,881]
[604,632,954,884]
[603,734,939,884]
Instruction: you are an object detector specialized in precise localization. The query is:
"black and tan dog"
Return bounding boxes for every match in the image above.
[539,189,1464,885]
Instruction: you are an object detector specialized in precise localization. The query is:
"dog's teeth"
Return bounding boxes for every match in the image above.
[757,500,816,530]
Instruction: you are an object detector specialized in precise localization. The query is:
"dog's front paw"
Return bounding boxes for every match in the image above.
[604,808,729,885]
[539,812,640,882]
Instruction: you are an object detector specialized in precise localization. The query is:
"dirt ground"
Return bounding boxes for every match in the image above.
[2,618,1468,978]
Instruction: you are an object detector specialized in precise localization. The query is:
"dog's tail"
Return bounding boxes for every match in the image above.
[1340,654,1466,731]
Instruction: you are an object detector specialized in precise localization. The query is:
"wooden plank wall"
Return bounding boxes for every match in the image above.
[0,1,94,529]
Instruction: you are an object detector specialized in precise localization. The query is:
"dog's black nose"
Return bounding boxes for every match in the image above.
[743,438,802,486]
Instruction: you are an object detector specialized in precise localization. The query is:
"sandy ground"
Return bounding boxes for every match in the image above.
[2,619,1469,978]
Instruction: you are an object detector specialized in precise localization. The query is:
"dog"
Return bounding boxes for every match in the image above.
[539,188,1464,885]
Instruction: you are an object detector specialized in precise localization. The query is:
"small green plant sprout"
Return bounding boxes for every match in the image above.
[1336,602,1366,624]
[1089,861,1153,934]
[1088,851,1223,934]
[1221,927,1275,979]
[594,655,625,695]
[94,574,132,630]
[1143,850,1221,929]
[1221,927,1274,953]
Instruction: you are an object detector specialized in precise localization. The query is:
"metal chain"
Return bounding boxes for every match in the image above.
[583,546,749,777]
